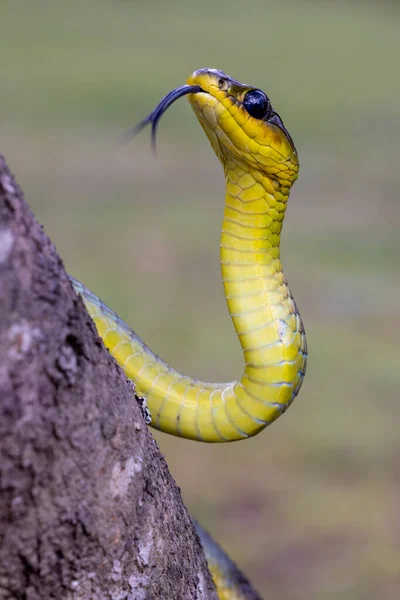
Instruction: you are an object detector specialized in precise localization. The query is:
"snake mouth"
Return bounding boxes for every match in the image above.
[123,84,204,149]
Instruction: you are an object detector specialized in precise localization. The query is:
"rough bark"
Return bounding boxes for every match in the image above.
[0,155,217,600]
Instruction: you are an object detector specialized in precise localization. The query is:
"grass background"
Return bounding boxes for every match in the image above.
[2,1,400,597]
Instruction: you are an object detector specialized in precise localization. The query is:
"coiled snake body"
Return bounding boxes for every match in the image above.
[72,68,307,598]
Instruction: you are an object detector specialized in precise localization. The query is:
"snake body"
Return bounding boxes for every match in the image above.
[194,520,263,600]
[72,68,307,597]
[73,68,307,444]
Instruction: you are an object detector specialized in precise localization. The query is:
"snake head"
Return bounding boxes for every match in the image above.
[186,68,299,186]
[126,68,298,187]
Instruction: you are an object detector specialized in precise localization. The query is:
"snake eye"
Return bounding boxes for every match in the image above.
[243,89,271,120]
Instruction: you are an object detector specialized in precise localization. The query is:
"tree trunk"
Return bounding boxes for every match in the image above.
[0,155,217,600]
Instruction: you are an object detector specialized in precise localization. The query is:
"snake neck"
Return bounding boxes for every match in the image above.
[221,158,289,330]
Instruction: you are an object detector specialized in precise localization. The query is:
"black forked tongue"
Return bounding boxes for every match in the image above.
[122,84,203,151]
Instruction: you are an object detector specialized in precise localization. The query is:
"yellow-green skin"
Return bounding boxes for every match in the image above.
[194,520,263,600]
[71,68,308,599]
[72,68,306,444]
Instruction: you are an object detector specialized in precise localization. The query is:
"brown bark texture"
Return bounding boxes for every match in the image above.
[0,155,218,600]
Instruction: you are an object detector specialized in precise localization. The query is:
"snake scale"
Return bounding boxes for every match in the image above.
[71,68,307,599]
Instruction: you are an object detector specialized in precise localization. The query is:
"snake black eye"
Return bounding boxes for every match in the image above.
[243,89,271,120]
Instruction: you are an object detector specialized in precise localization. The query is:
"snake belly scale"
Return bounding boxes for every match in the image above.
[72,68,307,444]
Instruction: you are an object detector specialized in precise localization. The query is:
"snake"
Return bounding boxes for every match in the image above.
[71,68,307,599]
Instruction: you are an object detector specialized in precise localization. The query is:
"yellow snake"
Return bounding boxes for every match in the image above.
[71,68,307,598]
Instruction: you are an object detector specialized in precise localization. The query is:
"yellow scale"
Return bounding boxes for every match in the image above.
[71,68,307,598]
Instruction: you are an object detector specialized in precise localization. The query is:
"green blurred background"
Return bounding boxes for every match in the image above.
[2,1,400,597]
